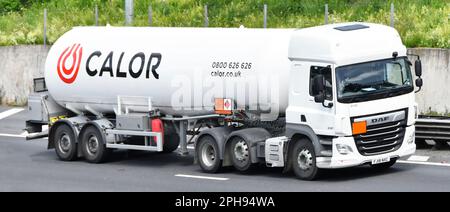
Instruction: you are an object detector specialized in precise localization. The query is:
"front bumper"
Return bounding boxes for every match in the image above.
[316,125,416,169]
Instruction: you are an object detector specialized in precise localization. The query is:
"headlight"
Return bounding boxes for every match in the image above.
[414,105,418,119]
[336,144,353,155]
[407,132,415,144]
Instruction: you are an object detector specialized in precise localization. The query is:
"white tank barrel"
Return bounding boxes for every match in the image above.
[45,27,294,116]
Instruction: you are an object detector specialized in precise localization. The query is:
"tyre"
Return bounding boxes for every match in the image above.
[162,133,180,153]
[230,137,254,172]
[161,122,180,153]
[291,139,321,180]
[370,158,397,170]
[80,126,110,163]
[53,124,78,161]
[196,136,222,173]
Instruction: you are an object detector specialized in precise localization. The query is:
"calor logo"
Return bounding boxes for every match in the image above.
[57,44,83,84]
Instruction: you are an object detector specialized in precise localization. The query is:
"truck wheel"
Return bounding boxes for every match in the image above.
[230,137,254,172]
[54,124,77,161]
[196,136,222,173]
[291,139,320,180]
[80,126,110,163]
[370,158,397,170]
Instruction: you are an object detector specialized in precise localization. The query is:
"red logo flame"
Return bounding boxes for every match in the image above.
[57,44,83,84]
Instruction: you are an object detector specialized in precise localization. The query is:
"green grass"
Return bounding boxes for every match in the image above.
[422,110,450,117]
[0,0,448,48]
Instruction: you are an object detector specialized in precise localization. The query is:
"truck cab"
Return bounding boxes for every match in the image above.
[284,23,422,178]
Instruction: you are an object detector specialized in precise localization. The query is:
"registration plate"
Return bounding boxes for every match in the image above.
[371,157,390,165]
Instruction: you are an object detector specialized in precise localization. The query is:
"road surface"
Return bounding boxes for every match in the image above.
[1,106,450,192]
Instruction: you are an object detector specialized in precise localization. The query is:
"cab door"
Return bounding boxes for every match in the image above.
[287,61,336,136]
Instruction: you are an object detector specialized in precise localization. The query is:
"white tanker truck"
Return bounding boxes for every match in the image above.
[26,22,423,180]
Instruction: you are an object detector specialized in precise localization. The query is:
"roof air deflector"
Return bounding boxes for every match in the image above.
[334,24,369,31]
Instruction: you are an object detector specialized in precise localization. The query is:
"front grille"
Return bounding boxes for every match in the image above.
[353,111,407,156]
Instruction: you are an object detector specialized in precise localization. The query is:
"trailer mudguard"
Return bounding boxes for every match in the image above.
[48,116,90,149]
[78,118,114,145]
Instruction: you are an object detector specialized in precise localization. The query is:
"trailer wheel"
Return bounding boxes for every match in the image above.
[54,124,77,161]
[196,136,222,173]
[230,137,254,172]
[291,139,321,180]
[80,126,110,163]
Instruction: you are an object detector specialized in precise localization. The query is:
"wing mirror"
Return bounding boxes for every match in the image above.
[312,75,333,108]
[415,59,422,77]
[416,78,423,88]
[312,75,325,102]
[408,53,423,93]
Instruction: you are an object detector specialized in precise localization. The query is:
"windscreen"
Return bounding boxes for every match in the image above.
[336,57,414,103]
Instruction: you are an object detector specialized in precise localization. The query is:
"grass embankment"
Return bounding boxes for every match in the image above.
[0,0,448,48]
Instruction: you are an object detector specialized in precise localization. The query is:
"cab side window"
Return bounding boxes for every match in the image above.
[309,66,333,100]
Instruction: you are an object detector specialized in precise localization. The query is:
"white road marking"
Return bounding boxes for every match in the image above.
[178,146,195,150]
[0,108,24,120]
[0,132,48,139]
[398,160,450,167]
[407,155,430,162]
[175,174,229,181]
[0,133,25,138]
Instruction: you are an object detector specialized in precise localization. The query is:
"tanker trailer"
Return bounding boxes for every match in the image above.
[26,22,423,180]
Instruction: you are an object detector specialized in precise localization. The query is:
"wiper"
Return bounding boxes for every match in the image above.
[340,88,392,102]
[345,81,391,93]
[343,83,365,93]
[340,95,371,103]
[351,96,371,102]
[369,81,396,89]
[387,86,412,97]
[341,86,413,103]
